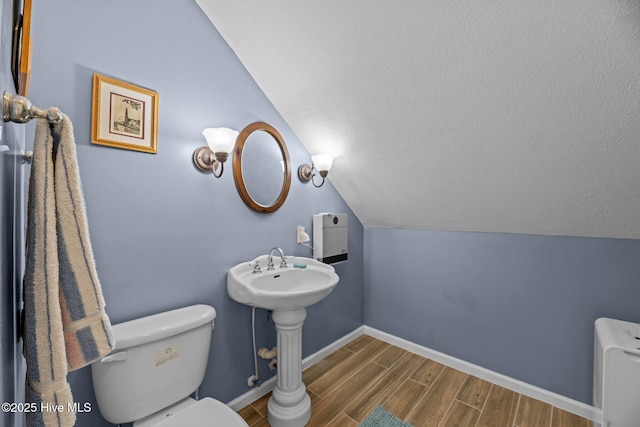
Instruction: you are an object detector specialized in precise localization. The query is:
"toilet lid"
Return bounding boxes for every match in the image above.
[153,398,248,427]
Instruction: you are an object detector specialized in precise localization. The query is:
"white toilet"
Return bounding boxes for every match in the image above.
[91,304,248,426]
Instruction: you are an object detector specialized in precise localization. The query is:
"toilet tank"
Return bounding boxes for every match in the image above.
[91,305,216,424]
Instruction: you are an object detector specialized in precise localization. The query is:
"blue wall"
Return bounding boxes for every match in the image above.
[27,1,363,425]
[1,1,27,426]
[364,227,640,404]
[22,1,640,424]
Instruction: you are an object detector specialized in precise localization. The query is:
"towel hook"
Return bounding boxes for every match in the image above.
[2,91,62,124]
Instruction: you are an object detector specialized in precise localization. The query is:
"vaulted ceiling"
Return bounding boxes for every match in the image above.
[196,0,640,239]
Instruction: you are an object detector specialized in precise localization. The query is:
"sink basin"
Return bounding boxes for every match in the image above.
[228,255,340,426]
[227,256,339,310]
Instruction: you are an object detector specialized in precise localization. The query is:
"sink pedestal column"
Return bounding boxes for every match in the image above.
[268,308,311,427]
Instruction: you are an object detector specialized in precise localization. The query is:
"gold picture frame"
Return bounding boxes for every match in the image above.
[91,73,159,154]
[11,0,33,96]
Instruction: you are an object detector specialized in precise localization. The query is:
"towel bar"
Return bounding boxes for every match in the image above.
[2,91,62,124]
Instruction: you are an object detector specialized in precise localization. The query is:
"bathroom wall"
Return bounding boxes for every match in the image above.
[364,227,640,404]
[0,1,26,426]
[27,1,364,425]
[23,0,636,423]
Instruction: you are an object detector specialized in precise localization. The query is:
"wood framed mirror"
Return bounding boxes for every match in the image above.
[233,122,291,213]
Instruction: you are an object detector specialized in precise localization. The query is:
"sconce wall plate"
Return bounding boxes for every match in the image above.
[297,164,313,182]
[193,146,220,173]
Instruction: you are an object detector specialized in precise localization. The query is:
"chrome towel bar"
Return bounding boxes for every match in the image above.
[2,91,62,124]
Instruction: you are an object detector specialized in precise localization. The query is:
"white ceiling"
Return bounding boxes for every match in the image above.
[196,0,640,239]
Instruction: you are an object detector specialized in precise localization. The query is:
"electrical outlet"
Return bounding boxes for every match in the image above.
[297,226,307,243]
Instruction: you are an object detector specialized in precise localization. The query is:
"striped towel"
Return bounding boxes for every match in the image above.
[23,115,114,427]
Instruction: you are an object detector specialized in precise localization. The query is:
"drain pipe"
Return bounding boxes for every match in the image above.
[258,346,278,371]
[258,346,277,359]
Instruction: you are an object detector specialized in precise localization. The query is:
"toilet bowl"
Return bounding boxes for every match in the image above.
[91,305,248,426]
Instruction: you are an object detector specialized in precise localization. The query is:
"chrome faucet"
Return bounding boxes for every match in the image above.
[267,247,287,270]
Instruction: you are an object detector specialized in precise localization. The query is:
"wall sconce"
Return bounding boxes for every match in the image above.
[192,127,239,178]
[298,153,334,188]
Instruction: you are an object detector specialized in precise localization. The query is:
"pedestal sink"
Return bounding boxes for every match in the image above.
[227,255,339,427]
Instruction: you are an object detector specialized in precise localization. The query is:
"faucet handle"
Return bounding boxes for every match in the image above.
[251,259,262,274]
[279,257,288,268]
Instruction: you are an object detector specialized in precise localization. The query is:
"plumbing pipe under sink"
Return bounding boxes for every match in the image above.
[258,347,277,359]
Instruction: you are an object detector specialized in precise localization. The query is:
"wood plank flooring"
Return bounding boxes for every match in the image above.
[238,335,592,427]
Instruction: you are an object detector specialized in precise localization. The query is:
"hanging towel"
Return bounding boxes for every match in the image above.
[23,115,115,427]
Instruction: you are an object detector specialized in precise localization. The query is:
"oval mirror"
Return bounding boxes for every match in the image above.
[233,122,291,213]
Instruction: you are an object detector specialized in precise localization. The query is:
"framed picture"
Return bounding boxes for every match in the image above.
[11,0,33,96]
[91,73,159,154]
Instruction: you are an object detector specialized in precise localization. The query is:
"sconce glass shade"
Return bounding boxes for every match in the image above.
[202,127,239,154]
[193,127,239,178]
[298,153,334,188]
[311,153,334,172]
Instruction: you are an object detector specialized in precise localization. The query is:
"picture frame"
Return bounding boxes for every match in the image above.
[91,73,159,154]
[11,0,33,96]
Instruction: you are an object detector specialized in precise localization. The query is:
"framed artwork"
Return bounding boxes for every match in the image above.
[11,0,32,96]
[91,73,159,154]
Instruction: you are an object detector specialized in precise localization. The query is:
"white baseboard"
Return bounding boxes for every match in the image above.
[227,325,601,422]
[363,326,602,422]
[226,326,365,411]
[226,371,278,411]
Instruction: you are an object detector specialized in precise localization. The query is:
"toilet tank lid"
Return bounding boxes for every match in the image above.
[112,304,216,351]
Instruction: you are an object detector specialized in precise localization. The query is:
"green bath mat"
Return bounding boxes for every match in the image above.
[359,406,414,427]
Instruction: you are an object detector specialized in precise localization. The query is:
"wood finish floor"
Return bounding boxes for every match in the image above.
[238,334,592,427]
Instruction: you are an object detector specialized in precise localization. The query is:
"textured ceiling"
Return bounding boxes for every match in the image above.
[196,0,640,239]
